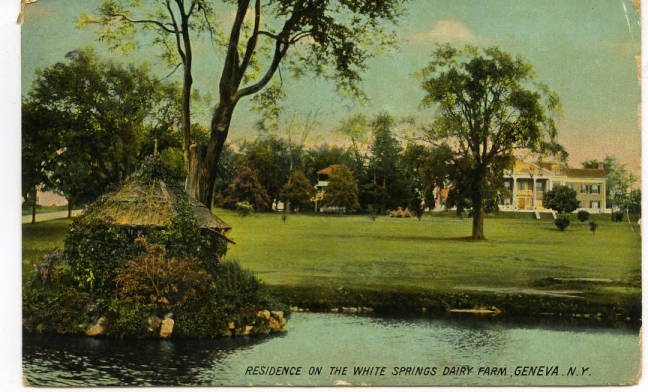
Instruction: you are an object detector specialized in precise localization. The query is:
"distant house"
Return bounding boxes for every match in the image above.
[430,158,608,214]
[499,159,608,213]
[315,164,344,191]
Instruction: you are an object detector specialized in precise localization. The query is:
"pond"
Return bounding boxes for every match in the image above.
[23,312,640,387]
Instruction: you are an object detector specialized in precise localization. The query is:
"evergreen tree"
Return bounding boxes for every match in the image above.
[281,170,314,212]
[322,165,360,212]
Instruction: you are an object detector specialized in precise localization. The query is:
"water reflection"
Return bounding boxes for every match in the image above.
[23,333,272,386]
[23,313,640,387]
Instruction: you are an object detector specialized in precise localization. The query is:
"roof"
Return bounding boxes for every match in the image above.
[79,177,231,232]
[317,164,344,176]
[190,198,232,232]
[563,168,607,178]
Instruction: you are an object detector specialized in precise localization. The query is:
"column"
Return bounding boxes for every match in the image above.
[532,176,536,210]
[600,182,606,211]
[512,176,517,210]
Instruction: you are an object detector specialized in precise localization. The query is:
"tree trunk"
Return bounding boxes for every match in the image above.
[187,102,235,206]
[67,201,73,219]
[181,62,192,167]
[471,193,485,240]
[31,185,37,224]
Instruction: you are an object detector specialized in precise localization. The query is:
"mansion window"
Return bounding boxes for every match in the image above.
[579,184,601,194]
[590,201,600,209]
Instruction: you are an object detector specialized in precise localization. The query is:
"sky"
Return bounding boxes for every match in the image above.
[19,0,642,173]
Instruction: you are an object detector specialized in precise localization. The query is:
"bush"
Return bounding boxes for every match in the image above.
[577,210,590,222]
[389,207,413,218]
[110,241,285,338]
[554,214,570,231]
[589,221,598,235]
[544,185,579,213]
[23,258,91,335]
[611,211,624,222]
[236,201,254,216]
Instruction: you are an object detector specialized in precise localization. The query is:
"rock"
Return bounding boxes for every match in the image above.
[268,311,287,333]
[448,307,502,316]
[342,307,358,314]
[257,310,271,320]
[160,318,174,338]
[241,325,253,335]
[330,307,339,313]
[86,316,107,336]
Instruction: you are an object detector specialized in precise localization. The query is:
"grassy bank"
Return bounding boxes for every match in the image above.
[22,211,641,325]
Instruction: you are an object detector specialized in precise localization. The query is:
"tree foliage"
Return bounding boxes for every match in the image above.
[22,48,181,213]
[242,135,291,203]
[544,185,579,214]
[178,0,407,206]
[280,170,314,211]
[22,101,56,223]
[321,164,360,211]
[417,45,565,239]
[215,166,272,211]
[78,0,220,165]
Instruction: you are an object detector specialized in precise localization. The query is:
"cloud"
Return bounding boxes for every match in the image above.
[409,20,479,43]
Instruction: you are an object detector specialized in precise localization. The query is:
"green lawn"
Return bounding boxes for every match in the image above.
[218,210,641,298]
[22,211,641,315]
[22,218,71,276]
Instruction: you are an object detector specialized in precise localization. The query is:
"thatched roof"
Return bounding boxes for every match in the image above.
[80,177,231,232]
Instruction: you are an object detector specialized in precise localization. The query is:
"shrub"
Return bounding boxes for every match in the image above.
[611,211,624,222]
[389,207,413,218]
[589,221,598,236]
[236,201,254,216]
[544,185,579,213]
[110,241,285,338]
[23,258,91,335]
[577,210,590,222]
[554,214,570,231]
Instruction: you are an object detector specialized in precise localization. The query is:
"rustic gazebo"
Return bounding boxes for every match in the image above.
[74,168,233,260]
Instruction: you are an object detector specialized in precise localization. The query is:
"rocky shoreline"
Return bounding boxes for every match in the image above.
[83,309,288,338]
[277,285,641,328]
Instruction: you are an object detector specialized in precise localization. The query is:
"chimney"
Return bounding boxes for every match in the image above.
[598,162,605,171]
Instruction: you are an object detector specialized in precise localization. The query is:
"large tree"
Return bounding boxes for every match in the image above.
[189,0,406,206]
[22,102,56,223]
[280,170,314,212]
[79,0,218,168]
[23,48,179,214]
[367,113,413,212]
[418,45,565,239]
[243,135,291,204]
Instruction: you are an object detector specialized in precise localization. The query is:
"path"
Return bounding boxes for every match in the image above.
[22,210,82,224]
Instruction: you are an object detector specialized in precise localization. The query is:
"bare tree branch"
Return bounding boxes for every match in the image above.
[238,0,261,82]
[165,0,186,61]
[100,12,176,34]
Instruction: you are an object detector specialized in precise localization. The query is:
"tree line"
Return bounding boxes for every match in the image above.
[22,0,638,239]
